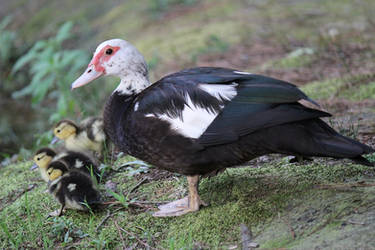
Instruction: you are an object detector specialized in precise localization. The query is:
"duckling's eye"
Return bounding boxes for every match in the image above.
[57,129,61,133]
[37,157,40,161]
[106,48,113,55]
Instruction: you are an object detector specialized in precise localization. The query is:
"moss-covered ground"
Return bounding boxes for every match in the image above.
[1,0,375,248]
[1,156,374,248]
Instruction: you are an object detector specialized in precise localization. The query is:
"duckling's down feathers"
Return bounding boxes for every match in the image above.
[49,170,101,210]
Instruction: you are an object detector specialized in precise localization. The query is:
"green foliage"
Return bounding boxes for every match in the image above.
[0,16,17,64]
[107,190,130,208]
[12,22,89,122]
[50,217,88,243]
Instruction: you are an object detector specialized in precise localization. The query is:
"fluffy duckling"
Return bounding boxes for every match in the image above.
[33,148,57,182]
[47,161,101,216]
[33,147,101,182]
[53,117,106,158]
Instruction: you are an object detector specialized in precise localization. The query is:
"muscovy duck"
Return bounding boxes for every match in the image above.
[71,39,374,216]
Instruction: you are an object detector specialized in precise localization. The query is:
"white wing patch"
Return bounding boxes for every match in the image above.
[134,102,139,111]
[75,160,84,168]
[198,83,238,101]
[67,183,77,192]
[234,71,252,75]
[153,95,220,139]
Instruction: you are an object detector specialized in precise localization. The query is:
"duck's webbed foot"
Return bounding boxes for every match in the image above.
[153,175,208,217]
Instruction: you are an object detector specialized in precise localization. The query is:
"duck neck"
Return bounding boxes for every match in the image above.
[114,71,150,96]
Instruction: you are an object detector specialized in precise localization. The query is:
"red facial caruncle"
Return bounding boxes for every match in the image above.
[89,45,120,73]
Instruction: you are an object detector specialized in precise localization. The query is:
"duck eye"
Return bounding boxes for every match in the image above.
[106,48,113,55]
[37,157,40,161]
[57,129,61,133]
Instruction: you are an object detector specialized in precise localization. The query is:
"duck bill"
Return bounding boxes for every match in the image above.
[71,65,103,90]
[30,163,38,171]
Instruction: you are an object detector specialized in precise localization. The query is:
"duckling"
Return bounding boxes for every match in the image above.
[33,148,57,182]
[47,160,101,216]
[53,117,106,158]
[33,147,101,182]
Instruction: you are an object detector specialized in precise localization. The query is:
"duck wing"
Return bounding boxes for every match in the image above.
[136,67,330,147]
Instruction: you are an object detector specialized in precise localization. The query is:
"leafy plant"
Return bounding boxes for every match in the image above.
[12,21,89,122]
[107,190,130,208]
[50,217,88,243]
[0,16,17,64]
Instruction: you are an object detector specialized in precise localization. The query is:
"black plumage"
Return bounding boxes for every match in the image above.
[47,161,101,216]
[58,151,101,181]
[103,67,374,176]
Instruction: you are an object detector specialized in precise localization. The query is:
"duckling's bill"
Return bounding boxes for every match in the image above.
[51,136,59,144]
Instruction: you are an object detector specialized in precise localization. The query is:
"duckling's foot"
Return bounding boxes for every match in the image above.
[48,206,66,217]
[48,210,62,217]
[153,175,208,217]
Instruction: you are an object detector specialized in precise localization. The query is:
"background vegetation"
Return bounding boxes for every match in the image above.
[0,0,374,248]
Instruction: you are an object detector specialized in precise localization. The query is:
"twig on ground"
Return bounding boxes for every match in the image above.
[14,184,38,201]
[102,200,171,205]
[127,178,148,197]
[118,225,156,249]
[346,220,366,225]
[96,207,123,232]
[114,219,126,248]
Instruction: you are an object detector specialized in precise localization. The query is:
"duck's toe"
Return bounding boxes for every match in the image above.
[157,197,188,210]
[153,195,208,217]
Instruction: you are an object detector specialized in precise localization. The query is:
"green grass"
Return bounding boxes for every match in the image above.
[1,156,374,248]
[302,75,375,101]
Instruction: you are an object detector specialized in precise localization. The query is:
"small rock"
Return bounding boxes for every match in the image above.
[228,245,238,249]
[248,242,259,248]
[105,180,117,196]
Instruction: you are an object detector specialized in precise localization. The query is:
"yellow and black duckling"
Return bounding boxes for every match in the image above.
[53,117,106,158]
[47,160,101,216]
[33,147,101,182]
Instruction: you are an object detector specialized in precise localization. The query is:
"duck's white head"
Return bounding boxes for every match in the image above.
[71,39,149,94]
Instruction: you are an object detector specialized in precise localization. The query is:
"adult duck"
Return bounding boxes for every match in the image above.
[71,39,374,216]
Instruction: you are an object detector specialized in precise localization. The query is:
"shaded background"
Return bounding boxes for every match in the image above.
[1,0,374,161]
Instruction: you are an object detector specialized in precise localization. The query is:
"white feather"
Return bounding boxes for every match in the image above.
[67,183,77,192]
[234,71,252,75]
[75,160,83,168]
[198,83,238,101]
[134,102,139,111]
[154,95,220,139]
